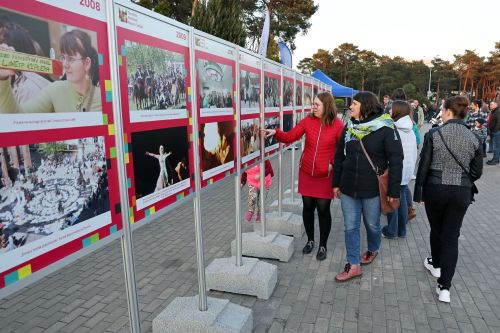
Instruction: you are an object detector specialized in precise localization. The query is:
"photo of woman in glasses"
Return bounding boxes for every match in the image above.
[0,10,101,114]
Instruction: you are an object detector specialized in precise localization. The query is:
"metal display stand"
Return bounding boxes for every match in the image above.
[206,48,277,300]
[105,2,141,332]
[153,28,252,333]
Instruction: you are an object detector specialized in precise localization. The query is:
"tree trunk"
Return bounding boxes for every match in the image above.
[192,0,198,17]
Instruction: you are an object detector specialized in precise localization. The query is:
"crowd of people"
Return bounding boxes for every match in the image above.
[0,138,108,252]
[264,87,490,304]
[264,77,279,107]
[129,62,186,111]
[200,90,233,109]
[240,71,259,108]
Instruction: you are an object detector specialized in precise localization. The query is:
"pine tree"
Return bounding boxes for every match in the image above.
[191,0,246,47]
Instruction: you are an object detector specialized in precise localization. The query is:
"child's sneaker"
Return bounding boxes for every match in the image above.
[255,213,261,223]
[244,211,253,222]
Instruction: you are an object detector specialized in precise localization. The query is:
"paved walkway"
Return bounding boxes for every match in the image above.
[1,141,500,333]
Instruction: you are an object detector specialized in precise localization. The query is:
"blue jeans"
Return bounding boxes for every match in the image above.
[404,186,412,208]
[340,194,381,265]
[383,185,409,238]
[493,131,500,162]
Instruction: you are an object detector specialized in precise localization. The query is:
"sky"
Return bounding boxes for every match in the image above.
[292,0,500,69]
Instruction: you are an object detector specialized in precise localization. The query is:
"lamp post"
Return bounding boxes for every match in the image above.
[427,66,434,99]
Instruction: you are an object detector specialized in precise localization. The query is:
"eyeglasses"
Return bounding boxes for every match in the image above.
[59,55,85,65]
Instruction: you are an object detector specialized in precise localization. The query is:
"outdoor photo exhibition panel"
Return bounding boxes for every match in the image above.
[0,0,122,292]
[194,32,236,187]
[303,76,313,110]
[282,68,295,148]
[313,79,319,100]
[295,73,304,127]
[114,3,194,223]
[238,49,261,169]
[264,60,281,156]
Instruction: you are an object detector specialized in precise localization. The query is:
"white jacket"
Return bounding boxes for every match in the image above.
[395,115,418,185]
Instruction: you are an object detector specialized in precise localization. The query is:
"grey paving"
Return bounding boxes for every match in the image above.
[1,137,500,332]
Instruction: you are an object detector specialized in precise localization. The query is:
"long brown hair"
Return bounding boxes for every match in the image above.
[312,92,337,125]
[391,100,411,122]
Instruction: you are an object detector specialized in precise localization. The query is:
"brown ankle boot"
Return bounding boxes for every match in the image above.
[408,206,416,221]
[335,263,362,281]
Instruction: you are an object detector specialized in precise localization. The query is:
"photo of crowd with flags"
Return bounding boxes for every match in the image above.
[283,80,293,107]
[240,70,260,109]
[264,76,279,108]
[0,137,108,253]
[125,40,187,111]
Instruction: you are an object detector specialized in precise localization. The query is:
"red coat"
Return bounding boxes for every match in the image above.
[275,115,344,178]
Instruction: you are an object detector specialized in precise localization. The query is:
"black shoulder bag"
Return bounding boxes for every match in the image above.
[437,129,478,203]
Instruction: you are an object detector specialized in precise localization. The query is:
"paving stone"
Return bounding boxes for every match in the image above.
[0,144,500,333]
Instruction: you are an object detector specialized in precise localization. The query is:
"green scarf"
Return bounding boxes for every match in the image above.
[345,113,395,143]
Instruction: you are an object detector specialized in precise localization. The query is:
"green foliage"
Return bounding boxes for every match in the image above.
[37,142,66,157]
[136,0,192,24]
[125,41,183,77]
[191,0,246,47]
[241,0,318,52]
[335,99,345,109]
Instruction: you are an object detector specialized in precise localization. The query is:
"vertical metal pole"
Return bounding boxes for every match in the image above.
[105,1,141,331]
[189,28,207,311]
[290,72,296,202]
[277,67,283,216]
[235,49,242,266]
[301,78,305,153]
[260,59,266,237]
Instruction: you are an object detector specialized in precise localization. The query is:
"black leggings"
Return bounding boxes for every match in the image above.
[424,184,471,289]
[302,196,332,249]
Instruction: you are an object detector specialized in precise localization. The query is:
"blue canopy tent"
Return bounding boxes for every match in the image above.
[311,69,358,97]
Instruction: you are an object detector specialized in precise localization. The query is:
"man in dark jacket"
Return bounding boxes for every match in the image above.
[487,101,500,165]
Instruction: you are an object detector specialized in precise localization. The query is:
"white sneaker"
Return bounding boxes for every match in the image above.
[436,285,450,303]
[424,257,441,278]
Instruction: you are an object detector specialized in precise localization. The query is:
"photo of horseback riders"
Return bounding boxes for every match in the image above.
[125,40,187,114]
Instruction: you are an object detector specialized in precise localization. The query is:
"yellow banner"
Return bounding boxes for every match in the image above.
[0,49,60,75]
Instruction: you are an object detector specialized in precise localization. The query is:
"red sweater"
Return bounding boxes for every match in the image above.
[275,116,344,178]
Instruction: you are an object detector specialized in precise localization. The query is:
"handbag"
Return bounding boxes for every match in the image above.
[437,129,478,204]
[359,139,400,214]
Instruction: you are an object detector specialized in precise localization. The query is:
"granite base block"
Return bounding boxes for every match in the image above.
[253,211,304,238]
[206,256,277,299]
[232,231,294,262]
[153,296,253,333]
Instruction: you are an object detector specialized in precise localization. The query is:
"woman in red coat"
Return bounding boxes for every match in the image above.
[262,92,344,260]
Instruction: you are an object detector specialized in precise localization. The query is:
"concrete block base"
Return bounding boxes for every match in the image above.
[153,296,253,333]
[206,257,277,299]
[253,211,304,238]
[269,198,303,215]
[232,231,294,262]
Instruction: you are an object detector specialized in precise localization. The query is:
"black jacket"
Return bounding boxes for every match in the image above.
[413,119,483,202]
[489,107,500,133]
[333,112,404,198]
